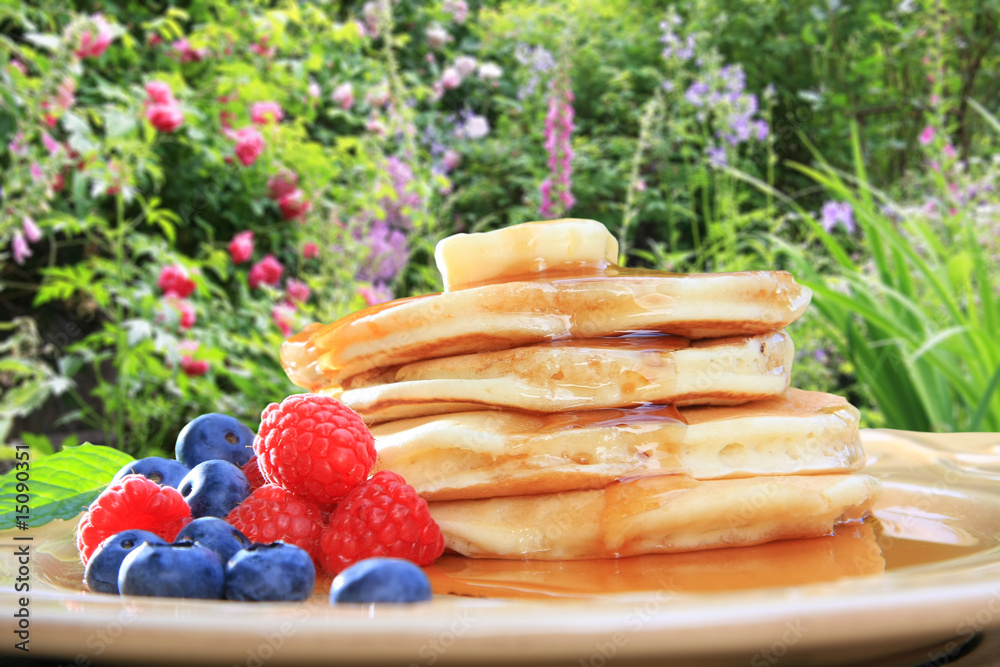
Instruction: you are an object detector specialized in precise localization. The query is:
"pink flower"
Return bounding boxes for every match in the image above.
[272,303,296,337]
[277,189,310,221]
[42,132,61,156]
[30,163,43,181]
[171,38,208,63]
[358,284,392,306]
[285,278,310,304]
[919,126,936,145]
[441,67,462,90]
[22,216,42,243]
[146,103,184,133]
[75,14,113,59]
[426,24,449,50]
[454,56,477,77]
[332,83,354,110]
[366,117,387,136]
[943,144,957,159]
[234,127,264,167]
[146,81,175,104]
[55,77,77,112]
[635,178,647,192]
[302,242,319,259]
[148,33,163,46]
[11,232,31,265]
[461,114,490,140]
[228,231,254,264]
[250,101,284,125]
[158,265,196,298]
[443,0,469,23]
[248,255,284,289]
[442,149,461,172]
[180,356,209,376]
[365,86,390,108]
[267,169,299,200]
[250,36,275,58]
[10,59,26,75]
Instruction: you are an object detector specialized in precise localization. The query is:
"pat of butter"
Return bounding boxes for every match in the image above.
[435,219,620,291]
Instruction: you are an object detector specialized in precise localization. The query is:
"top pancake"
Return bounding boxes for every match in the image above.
[281,268,811,390]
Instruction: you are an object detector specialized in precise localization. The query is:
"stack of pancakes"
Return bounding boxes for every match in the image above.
[282,219,879,560]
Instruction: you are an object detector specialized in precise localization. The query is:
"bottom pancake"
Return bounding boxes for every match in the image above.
[429,473,879,560]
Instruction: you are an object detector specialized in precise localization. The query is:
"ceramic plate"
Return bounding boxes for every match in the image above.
[3,429,1000,666]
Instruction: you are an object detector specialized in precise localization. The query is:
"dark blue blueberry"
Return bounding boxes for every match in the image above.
[224,542,316,602]
[175,517,251,564]
[85,530,167,594]
[329,558,432,604]
[118,542,224,599]
[178,460,251,519]
[112,457,191,488]
[175,413,255,468]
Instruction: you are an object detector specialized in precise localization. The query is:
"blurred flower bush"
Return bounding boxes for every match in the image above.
[1,0,998,457]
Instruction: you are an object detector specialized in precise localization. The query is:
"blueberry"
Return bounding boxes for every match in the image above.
[175,413,255,468]
[329,558,432,604]
[118,542,224,599]
[178,460,251,519]
[175,517,250,564]
[112,457,191,488]
[225,542,316,602]
[85,530,167,594]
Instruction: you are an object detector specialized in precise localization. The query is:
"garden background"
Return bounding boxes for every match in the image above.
[1,0,998,462]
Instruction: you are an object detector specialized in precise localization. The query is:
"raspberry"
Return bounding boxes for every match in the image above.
[226,484,325,565]
[76,475,191,565]
[241,456,268,490]
[319,471,444,575]
[254,394,376,506]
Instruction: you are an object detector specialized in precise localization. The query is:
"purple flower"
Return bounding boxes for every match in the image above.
[11,232,31,265]
[706,145,727,168]
[684,81,709,107]
[754,119,769,141]
[356,220,408,284]
[820,201,855,234]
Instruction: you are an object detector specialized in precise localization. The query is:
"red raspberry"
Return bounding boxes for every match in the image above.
[226,484,325,565]
[254,394,376,506]
[241,455,268,490]
[75,475,191,565]
[319,471,444,575]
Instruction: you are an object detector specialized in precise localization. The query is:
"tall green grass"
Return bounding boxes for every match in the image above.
[740,122,999,432]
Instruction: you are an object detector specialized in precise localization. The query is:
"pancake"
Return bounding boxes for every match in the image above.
[424,522,884,598]
[371,388,863,500]
[332,330,794,424]
[280,269,811,390]
[429,473,880,560]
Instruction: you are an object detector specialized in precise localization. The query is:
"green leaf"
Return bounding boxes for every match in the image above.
[0,444,134,530]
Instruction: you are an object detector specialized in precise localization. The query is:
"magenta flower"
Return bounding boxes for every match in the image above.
[146,103,184,133]
[158,265,196,298]
[285,279,311,304]
[234,127,264,167]
[75,14,113,59]
[228,231,254,264]
[302,242,319,259]
[250,102,284,125]
[171,38,208,63]
[248,255,284,289]
[358,284,393,306]
[180,357,209,376]
[267,169,299,200]
[278,189,310,221]
[42,132,61,156]
[919,126,936,145]
[146,81,175,105]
